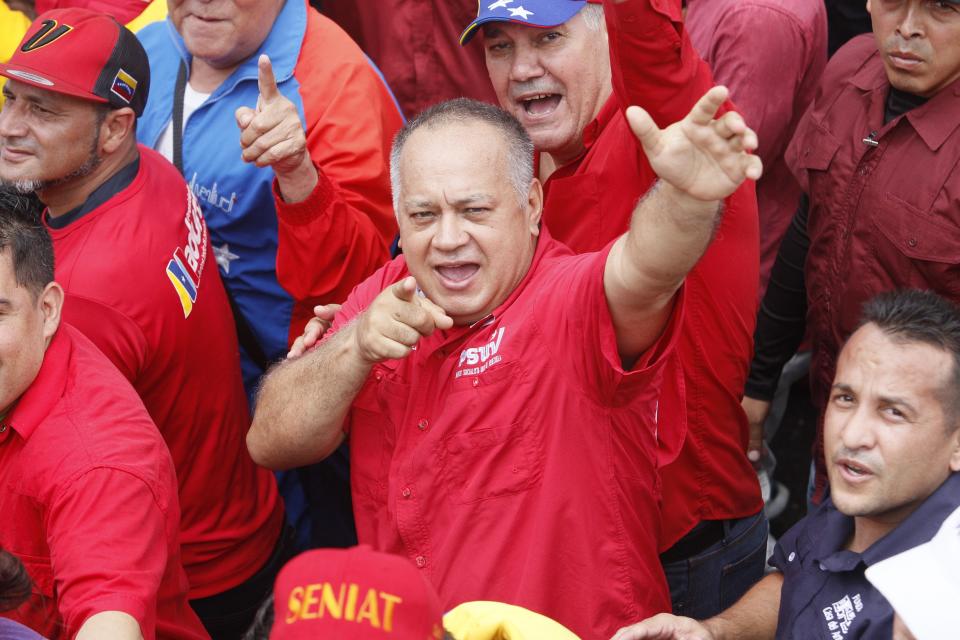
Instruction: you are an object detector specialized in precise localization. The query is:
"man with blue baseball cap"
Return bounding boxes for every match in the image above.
[460,0,766,623]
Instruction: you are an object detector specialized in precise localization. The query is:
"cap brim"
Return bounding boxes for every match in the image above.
[0,61,108,105]
[460,2,586,45]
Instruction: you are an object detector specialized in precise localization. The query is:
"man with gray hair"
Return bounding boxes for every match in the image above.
[248,90,762,638]
[461,0,766,619]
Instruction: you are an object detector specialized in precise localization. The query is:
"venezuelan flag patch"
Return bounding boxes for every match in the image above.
[166,254,198,318]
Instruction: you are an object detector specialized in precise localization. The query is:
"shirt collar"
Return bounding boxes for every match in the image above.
[167,0,306,97]
[45,157,140,230]
[903,78,960,152]
[582,95,619,150]
[849,46,960,151]
[812,472,960,571]
[862,471,960,565]
[7,328,71,442]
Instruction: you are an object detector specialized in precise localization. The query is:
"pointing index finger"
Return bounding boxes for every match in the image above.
[257,54,280,103]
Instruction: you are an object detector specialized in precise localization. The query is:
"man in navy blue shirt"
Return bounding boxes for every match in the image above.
[613,289,960,640]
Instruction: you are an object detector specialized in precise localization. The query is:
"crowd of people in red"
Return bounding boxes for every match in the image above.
[0,0,958,639]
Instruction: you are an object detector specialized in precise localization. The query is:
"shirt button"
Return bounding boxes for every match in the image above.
[858,165,869,176]
[0,424,6,433]
[472,378,480,388]
[374,371,383,382]
[415,555,427,568]
[417,419,428,431]
[819,562,827,571]
[401,487,412,499]
[908,237,918,248]
[788,552,796,562]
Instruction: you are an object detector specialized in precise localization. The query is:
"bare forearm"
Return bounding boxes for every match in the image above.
[248,323,369,469]
[626,180,719,292]
[76,612,143,640]
[703,572,782,640]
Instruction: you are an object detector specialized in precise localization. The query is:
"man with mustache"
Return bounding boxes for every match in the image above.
[458,0,764,621]
[743,0,960,506]
[615,289,960,640]
[249,90,763,639]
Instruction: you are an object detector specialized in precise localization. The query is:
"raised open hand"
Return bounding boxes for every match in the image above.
[627,86,762,202]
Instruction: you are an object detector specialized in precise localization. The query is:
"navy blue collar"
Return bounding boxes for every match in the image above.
[813,472,960,571]
[46,157,140,229]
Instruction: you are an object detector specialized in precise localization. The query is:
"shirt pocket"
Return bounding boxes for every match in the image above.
[871,193,960,298]
[790,121,843,201]
[439,361,543,505]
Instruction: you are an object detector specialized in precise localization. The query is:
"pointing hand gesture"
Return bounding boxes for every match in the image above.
[235,54,316,200]
[627,86,763,202]
[354,277,454,364]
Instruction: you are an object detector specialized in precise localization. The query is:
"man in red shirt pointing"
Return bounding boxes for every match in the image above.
[249,91,761,638]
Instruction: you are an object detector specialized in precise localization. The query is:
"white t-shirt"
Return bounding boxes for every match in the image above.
[155,82,211,162]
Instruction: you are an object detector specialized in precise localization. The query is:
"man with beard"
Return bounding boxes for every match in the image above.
[0,10,286,638]
[458,0,764,620]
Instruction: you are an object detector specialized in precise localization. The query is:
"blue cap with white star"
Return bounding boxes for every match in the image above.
[460,0,590,45]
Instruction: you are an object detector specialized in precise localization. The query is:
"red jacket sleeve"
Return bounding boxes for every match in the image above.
[274,8,403,346]
[605,0,717,128]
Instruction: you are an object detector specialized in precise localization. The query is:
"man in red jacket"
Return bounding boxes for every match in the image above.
[460,0,765,619]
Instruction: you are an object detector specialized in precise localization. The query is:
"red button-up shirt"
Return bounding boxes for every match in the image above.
[0,326,208,640]
[786,34,960,498]
[330,229,683,639]
[542,0,762,549]
[686,0,827,295]
[320,0,497,118]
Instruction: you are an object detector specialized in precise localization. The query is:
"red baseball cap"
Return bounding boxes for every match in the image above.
[0,8,150,116]
[271,546,445,640]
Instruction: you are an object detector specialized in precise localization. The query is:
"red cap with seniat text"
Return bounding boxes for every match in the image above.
[271,546,445,640]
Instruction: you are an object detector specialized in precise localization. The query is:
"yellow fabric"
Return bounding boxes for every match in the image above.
[0,1,32,104]
[443,602,581,640]
[126,0,167,33]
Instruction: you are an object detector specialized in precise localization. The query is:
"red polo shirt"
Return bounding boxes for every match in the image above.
[327,228,683,639]
[542,0,762,549]
[0,325,208,640]
[46,148,283,599]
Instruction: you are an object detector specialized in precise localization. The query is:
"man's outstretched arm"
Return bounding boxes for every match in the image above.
[248,277,452,470]
[604,85,762,363]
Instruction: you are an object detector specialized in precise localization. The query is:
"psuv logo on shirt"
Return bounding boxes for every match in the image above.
[822,593,864,639]
[455,327,506,378]
[165,188,208,318]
